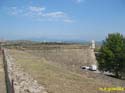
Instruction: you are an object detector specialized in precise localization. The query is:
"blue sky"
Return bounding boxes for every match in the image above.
[0,0,125,41]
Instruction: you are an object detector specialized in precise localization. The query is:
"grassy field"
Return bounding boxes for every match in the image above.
[8,49,125,93]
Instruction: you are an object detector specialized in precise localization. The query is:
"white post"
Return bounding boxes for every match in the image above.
[91,40,95,49]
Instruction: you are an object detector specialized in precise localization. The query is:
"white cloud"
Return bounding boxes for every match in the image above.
[44,11,66,18]
[63,19,74,23]
[9,7,23,15]
[76,0,84,3]
[29,6,45,12]
[8,6,73,23]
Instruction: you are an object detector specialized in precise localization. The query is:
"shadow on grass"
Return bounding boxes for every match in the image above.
[105,74,125,80]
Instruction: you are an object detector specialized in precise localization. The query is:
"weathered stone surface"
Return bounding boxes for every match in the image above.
[0,53,6,93]
[5,49,47,93]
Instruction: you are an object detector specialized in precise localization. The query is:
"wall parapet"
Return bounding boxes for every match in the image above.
[3,48,47,93]
[2,48,15,93]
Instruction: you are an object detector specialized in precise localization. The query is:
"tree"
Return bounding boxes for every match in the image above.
[121,38,125,78]
[97,33,125,79]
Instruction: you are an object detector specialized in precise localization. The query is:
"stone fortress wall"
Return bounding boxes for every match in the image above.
[1,41,97,93]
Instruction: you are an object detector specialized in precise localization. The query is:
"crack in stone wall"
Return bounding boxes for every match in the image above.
[4,49,47,93]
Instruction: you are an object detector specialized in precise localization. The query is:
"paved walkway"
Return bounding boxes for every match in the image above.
[0,53,6,93]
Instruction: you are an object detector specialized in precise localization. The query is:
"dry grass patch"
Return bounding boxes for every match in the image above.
[9,49,114,93]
